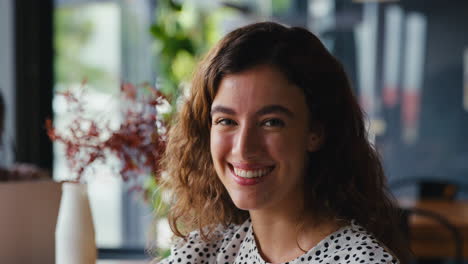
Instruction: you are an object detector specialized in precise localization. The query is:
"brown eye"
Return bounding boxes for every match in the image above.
[215,118,237,126]
[263,118,285,127]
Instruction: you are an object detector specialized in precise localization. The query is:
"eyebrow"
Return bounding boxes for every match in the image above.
[210,104,294,118]
[210,105,236,116]
[256,105,294,118]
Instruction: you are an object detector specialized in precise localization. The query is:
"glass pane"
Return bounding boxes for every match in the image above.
[53,1,124,248]
[54,0,166,255]
[0,0,14,167]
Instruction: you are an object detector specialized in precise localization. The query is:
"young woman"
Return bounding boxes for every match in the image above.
[158,22,409,264]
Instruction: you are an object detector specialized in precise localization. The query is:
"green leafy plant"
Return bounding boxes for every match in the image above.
[54,7,115,93]
[150,0,221,105]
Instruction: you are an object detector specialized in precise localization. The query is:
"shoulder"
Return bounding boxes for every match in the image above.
[157,219,251,264]
[311,221,399,264]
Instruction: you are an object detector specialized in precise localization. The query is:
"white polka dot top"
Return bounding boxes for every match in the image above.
[158,219,399,264]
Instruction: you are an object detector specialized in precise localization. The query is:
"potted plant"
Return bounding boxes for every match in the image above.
[46,82,169,263]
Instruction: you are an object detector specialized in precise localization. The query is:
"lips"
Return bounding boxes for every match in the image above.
[228,163,275,186]
[233,167,273,178]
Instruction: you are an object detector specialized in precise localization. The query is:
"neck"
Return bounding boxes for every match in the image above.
[249,206,340,264]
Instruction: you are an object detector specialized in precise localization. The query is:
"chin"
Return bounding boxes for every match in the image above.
[230,195,264,211]
[232,201,254,211]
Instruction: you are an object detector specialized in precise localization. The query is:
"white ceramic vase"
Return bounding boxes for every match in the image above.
[55,182,96,264]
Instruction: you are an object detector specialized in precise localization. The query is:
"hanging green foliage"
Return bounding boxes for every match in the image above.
[150,0,219,104]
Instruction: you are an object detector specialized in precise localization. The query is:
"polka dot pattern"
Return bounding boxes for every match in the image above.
[158,219,399,264]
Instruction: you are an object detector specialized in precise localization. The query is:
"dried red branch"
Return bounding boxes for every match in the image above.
[46,83,168,183]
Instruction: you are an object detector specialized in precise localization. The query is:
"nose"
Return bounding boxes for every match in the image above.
[232,123,263,161]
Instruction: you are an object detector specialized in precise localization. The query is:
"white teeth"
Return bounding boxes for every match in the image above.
[233,167,272,178]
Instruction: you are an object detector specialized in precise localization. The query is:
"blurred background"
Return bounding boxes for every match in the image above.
[1,0,468,262]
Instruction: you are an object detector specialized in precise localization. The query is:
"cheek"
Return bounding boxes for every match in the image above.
[210,130,231,165]
[264,135,287,157]
[265,131,308,161]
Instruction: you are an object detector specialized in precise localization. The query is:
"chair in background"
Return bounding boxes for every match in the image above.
[392,177,464,264]
[399,207,463,264]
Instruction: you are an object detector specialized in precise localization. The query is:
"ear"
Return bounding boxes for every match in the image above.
[307,129,324,152]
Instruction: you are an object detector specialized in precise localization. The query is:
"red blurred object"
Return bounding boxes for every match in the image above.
[402,90,420,127]
[383,85,399,108]
[46,83,168,183]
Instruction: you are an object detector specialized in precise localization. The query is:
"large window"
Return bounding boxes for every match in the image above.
[53,0,157,255]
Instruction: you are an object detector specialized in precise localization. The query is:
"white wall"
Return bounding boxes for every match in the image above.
[0,0,15,165]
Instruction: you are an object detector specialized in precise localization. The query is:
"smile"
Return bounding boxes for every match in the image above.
[228,163,275,186]
[233,167,273,178]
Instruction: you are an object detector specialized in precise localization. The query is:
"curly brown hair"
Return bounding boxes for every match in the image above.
[160,22,410,263]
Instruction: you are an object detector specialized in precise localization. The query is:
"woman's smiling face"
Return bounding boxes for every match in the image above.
[210,64,321,212]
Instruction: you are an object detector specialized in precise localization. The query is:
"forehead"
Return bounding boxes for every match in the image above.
[213,65,307,112]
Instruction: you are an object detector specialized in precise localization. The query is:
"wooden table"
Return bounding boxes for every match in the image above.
[399,199,468,258]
